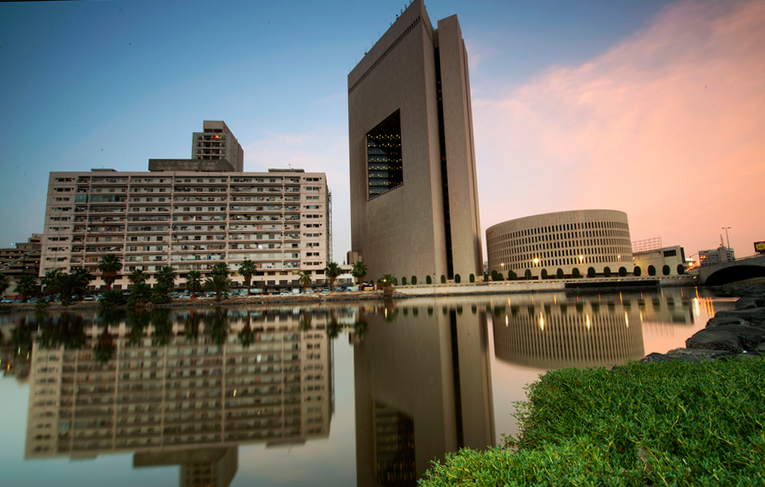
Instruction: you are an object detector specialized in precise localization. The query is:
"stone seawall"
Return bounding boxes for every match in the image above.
[642,279,765,363]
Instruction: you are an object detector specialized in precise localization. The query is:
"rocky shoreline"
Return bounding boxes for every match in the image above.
[642,278,765,363]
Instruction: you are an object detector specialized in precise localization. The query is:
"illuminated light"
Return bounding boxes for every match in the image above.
[586,314,591,330]
[539,314,545,331]
[625,312,629,328]
[505,316,508,327]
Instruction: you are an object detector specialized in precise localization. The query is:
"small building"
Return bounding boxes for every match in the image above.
[699,246,735,266]
[633,245,686,276]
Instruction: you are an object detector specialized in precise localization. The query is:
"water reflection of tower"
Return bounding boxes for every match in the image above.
[24,308,333,487]
[353,305,495,486]
[492,297,645,369]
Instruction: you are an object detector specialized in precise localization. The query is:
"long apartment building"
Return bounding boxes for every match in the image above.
[40,122,330,290]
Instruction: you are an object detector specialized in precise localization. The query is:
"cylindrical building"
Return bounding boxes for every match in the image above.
[486,209,633,279]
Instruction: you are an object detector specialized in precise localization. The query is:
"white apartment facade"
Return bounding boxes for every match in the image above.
[40,168,329,290]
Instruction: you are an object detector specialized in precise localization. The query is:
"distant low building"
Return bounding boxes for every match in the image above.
[0,234,41,293]
[699,246,735,266]
[633,245,686,276]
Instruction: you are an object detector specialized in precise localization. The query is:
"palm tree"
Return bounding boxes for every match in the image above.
[47,272,89,306]
[210,262,229,278]
[128,269,148,286]
[97,253,123,291]
[238,259,257,294]
[154,265,176,292]
[0,274,10,297]
[15,274,39,303]
[204,273,231,302]
[298,271,312,293]
[324,262,341,292]
[41,269,62,299]
[351,261,368,288]
[185,270,203,297]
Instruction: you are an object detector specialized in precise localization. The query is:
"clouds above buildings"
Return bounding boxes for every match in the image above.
[473,0,765,256]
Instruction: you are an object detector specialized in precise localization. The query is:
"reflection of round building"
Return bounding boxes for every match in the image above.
[486,209,633,279]
[492,304,645,369]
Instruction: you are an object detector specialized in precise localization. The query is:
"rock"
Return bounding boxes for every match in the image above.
[640,352,701,364]
[713,308,765,326]
[666,348,734,360]
[706,316,751,328]
[686,325,765,353]
[735,298,760,310]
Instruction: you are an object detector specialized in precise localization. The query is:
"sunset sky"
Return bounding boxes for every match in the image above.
[0,0,762,262]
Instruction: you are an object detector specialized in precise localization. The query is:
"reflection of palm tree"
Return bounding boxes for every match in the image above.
[353,318,369,338]
[184,312,201,342]
[151,309,173,346]
[93,326,116,364]
[299,312,313,332]
[238,322,254,348]
[326,309,341,339]
[97,253,123,291]
[204,309,229,349]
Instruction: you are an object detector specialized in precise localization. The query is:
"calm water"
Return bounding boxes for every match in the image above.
[0,287,734,487]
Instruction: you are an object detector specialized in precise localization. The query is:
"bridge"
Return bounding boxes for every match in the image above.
[697,254,765,285]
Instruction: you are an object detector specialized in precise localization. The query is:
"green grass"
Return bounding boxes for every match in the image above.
[420,358,765,486]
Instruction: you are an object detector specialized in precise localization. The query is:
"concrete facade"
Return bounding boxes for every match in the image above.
[486,209,634,279]
[633,245,686,276]
[348,0,482,285]
[40,169,329,290]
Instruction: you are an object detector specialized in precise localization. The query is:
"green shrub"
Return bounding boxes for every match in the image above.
[677,264,685,275]
[556,268,564,279]
[426,275,432,285]
[648,265,656,276]
[469,273,475,283]
[99,289,127,307]
[634,265,642,277]
[603,266,611,277]
[508,270,517,281]
[663,264,671,276]
[587,266,596,278]
[421,358,765,487]
[454,274,461,283]
[572,268,581,278]
[401,276,407,285]
[411,275,417,285]
[619,266,627,277]
[540,269,548,279]
[524,269,532,280]
[440,274,446,284]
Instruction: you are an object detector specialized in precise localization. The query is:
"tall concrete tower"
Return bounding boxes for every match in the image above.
[348,0,482,284]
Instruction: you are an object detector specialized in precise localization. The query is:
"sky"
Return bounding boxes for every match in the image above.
[0,0,762,263]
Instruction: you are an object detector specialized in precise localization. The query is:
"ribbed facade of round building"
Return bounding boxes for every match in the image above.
[486,209,633,279]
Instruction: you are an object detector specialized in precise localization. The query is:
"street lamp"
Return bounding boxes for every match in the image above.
[722,227,731,249]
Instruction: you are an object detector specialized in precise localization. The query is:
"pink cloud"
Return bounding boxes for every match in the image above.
[474,0,765,258]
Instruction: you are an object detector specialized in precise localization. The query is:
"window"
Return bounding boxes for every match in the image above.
[366,110,403,199]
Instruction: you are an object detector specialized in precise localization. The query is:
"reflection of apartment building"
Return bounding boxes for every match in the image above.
[40,121,330,290]
[25,311,332,467]
[492,300,645,369]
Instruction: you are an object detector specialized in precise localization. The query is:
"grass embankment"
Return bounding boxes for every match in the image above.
[421,358,765,486]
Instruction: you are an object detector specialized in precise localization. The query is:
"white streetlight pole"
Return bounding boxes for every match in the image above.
[722,227,731,250]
